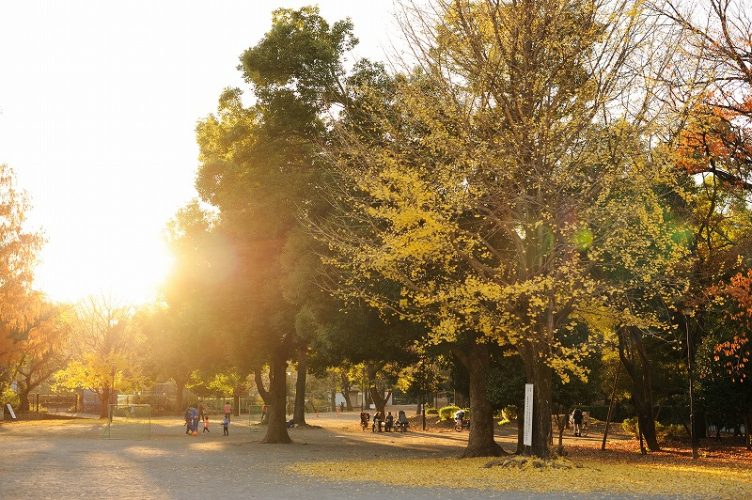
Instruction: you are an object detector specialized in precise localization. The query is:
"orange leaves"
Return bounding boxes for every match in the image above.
[708,270,752,381]
[676,102,739,175]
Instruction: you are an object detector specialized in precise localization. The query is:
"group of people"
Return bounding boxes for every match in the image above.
[184,401,232,437]
[367,409,409,432]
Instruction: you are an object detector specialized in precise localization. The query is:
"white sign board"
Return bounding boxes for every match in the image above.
[523,383,533,447]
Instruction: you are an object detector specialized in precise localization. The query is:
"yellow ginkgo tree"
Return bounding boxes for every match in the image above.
[317,0,690,458]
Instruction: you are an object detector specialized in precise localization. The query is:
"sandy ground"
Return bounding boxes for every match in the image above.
[0,411,649,499]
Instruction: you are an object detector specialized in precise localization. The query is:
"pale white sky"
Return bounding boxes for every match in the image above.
[0,0,398,305]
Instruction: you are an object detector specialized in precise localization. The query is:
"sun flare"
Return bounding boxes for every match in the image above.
[34,229,174,306]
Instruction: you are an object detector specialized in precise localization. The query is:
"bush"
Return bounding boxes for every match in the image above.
[426,407,439,415]
[439,405,470,421]
[1,387,19,408]
[622,417,639,438]
[439,405,460,421]
[656,422,686,440]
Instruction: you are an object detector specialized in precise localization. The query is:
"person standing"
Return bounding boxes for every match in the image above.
[191,406,199,435]
[223,401,232,422]
[222,415,229,436]
[184,407,192,435]
[203,415,210,433]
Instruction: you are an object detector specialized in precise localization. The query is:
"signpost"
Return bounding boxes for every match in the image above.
[523,383,533,449]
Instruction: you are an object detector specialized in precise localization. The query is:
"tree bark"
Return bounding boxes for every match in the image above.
[525,350,553,458]
[18,387,30,412]
[454,343,504,458]
[261,348,292,444]
[99,388,110,419]
[618,326,660,451]
[254,369,270,404]
[369,386,392,416]
[340,372,353,411]
[293,347,308,425]
[233,394,241,417]
[174,377,186,414]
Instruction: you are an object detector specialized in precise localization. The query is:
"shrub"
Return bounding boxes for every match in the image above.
[438,405,470,421]
[656,423,686,440]
[426,407,438,415]
[502,405,518,422]
[439,405,460,421]
[622,417,639,438]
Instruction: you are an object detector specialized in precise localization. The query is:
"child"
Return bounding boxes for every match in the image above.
[203,415,210,433]
[222,415,229,436]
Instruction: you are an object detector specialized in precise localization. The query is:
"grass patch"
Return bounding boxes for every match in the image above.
[289,456,752,498]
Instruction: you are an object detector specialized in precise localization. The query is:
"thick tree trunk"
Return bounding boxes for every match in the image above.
[262,349,292,444]
[233,394,241,417]
[293,347,308,425]
[369,386,392,417]
[618,326,660,451]
[174,378,186,414]
[254,370,270,404]
[340,372,353,411]
[18,387,30,412]
[528,354,554,458]
[99,388,110,419]
[454,343,504,458]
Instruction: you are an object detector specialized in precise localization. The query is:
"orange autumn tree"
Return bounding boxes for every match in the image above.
[661,0,752,191]
[0,164,44,401]
[710,270,752,383]
[703,269,752,448]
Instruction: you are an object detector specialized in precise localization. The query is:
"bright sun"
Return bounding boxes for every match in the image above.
[34,227,175,306]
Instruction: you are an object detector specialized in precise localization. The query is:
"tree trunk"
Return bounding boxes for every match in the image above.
[369,386,392,416]
[528,353,554,458]
[516,405,525,453]
[293,347,308,426]
[454,343,504,458]
[254,369,270,404]
[261,349,292,444]
[18,386,30,412]
[174,377,186,414]
[618,326,660,451]
[233,394,241,417]
[745,413,752,451]
[99,388,110,419]
[340,372,353,411]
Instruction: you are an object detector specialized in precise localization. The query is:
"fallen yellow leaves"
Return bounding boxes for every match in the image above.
[289,456,752,498]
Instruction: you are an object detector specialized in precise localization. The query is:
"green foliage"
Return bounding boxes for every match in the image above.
[438,405,469,421]
[502,406,518,422]
[622,417,639,438]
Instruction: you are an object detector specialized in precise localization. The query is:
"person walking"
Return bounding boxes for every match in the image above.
[203,415,210,433]
[222,415,229,436]
[573,407,584,437]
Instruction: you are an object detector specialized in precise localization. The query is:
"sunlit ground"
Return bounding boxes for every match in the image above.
[3,414,751,498]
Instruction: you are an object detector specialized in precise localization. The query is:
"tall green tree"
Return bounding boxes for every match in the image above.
[194,7,358,443]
